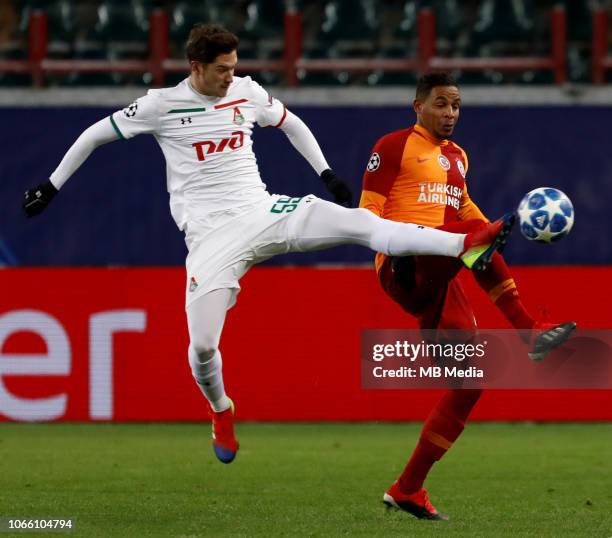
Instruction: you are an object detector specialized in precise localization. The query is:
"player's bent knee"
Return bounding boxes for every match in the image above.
[189,339,219,365]
[188,342,220,385]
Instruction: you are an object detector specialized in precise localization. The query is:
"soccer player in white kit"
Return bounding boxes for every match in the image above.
[23,24,514,464]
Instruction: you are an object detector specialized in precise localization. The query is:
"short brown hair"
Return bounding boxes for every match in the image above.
[186,24,239,64]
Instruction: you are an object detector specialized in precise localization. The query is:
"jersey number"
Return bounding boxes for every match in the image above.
[270,196,302,214]
[192,131,244,161]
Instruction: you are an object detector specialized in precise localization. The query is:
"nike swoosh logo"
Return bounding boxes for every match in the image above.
[417,157,429,163]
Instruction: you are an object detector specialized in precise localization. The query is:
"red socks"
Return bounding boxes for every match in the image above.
[473,253,536,330]
[398,389,482,494]
[434,221,537,330]
[395,227,537,495]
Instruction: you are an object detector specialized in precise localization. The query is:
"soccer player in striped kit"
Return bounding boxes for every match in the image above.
[360,72,576,520]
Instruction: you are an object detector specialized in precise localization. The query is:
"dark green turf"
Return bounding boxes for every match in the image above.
[0,423,611,537]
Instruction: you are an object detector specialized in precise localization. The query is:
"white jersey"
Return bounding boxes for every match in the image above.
[110,76,286,229]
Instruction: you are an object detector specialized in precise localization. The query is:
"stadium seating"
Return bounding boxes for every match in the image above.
[367,0,417,85]
[298,0,379,85]
[91,0,150,84]
[0,0,606,86]
[564,0,594,82]
[170,1,217,52]
[0,0,28,84]
[241,0,284,84]
[462,0,537,84]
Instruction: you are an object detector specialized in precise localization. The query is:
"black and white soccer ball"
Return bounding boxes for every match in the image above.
[517,187,574,243]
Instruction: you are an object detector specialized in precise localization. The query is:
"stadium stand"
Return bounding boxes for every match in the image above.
[592,2,612,83]
[0,0,609,86]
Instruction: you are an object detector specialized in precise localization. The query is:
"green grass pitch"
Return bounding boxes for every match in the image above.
[0,423,611,537]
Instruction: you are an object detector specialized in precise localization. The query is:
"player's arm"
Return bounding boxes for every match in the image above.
[359,131,406,216]
[23,94,159,217]
[250,78,352,207]
[278,110,352,207]
[458,185,488,222]
[22,119,118,216]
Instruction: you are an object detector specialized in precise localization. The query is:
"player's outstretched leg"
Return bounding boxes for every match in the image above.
[384,388,482,521]
[289,199,513,270]
[187,289,238,463]
[527,321,577,362]
[459,212,516,270]
[470,250,576,359]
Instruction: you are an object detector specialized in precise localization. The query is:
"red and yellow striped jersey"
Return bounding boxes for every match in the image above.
[359,124,487,272]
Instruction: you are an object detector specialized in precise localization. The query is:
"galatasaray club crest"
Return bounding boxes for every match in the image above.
[437,154,451,171]
[456,159,466,177]
[233,107,245,125]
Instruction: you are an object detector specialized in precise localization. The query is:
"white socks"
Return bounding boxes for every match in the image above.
[188,345,231,412]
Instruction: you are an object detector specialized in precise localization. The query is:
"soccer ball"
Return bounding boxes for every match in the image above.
[517,187,574,243]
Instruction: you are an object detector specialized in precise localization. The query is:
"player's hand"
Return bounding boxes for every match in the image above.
[23,180,58,217]
[320,169,353,208]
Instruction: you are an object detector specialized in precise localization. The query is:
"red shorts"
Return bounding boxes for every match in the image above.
[378,219,486,330]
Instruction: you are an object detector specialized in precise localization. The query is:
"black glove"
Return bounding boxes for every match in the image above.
[23,180,58,217]
[320,169,353,208]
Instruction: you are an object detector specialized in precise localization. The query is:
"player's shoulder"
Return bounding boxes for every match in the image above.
[144,78,219,116]
[447,139,468,161]
[230,75,273,104]
[373,127,415,150]
[231,75,261,91]
[145,78,193,104]
[230,74,252,89]
[225,75,254,98]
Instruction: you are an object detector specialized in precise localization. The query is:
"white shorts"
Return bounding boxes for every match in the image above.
[184,193,319,308]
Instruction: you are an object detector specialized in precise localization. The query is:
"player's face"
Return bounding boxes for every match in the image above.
[414,86,461,140]
[191,50,237,97]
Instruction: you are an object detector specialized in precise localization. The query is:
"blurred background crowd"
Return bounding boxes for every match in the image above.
[0,0,610,87]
